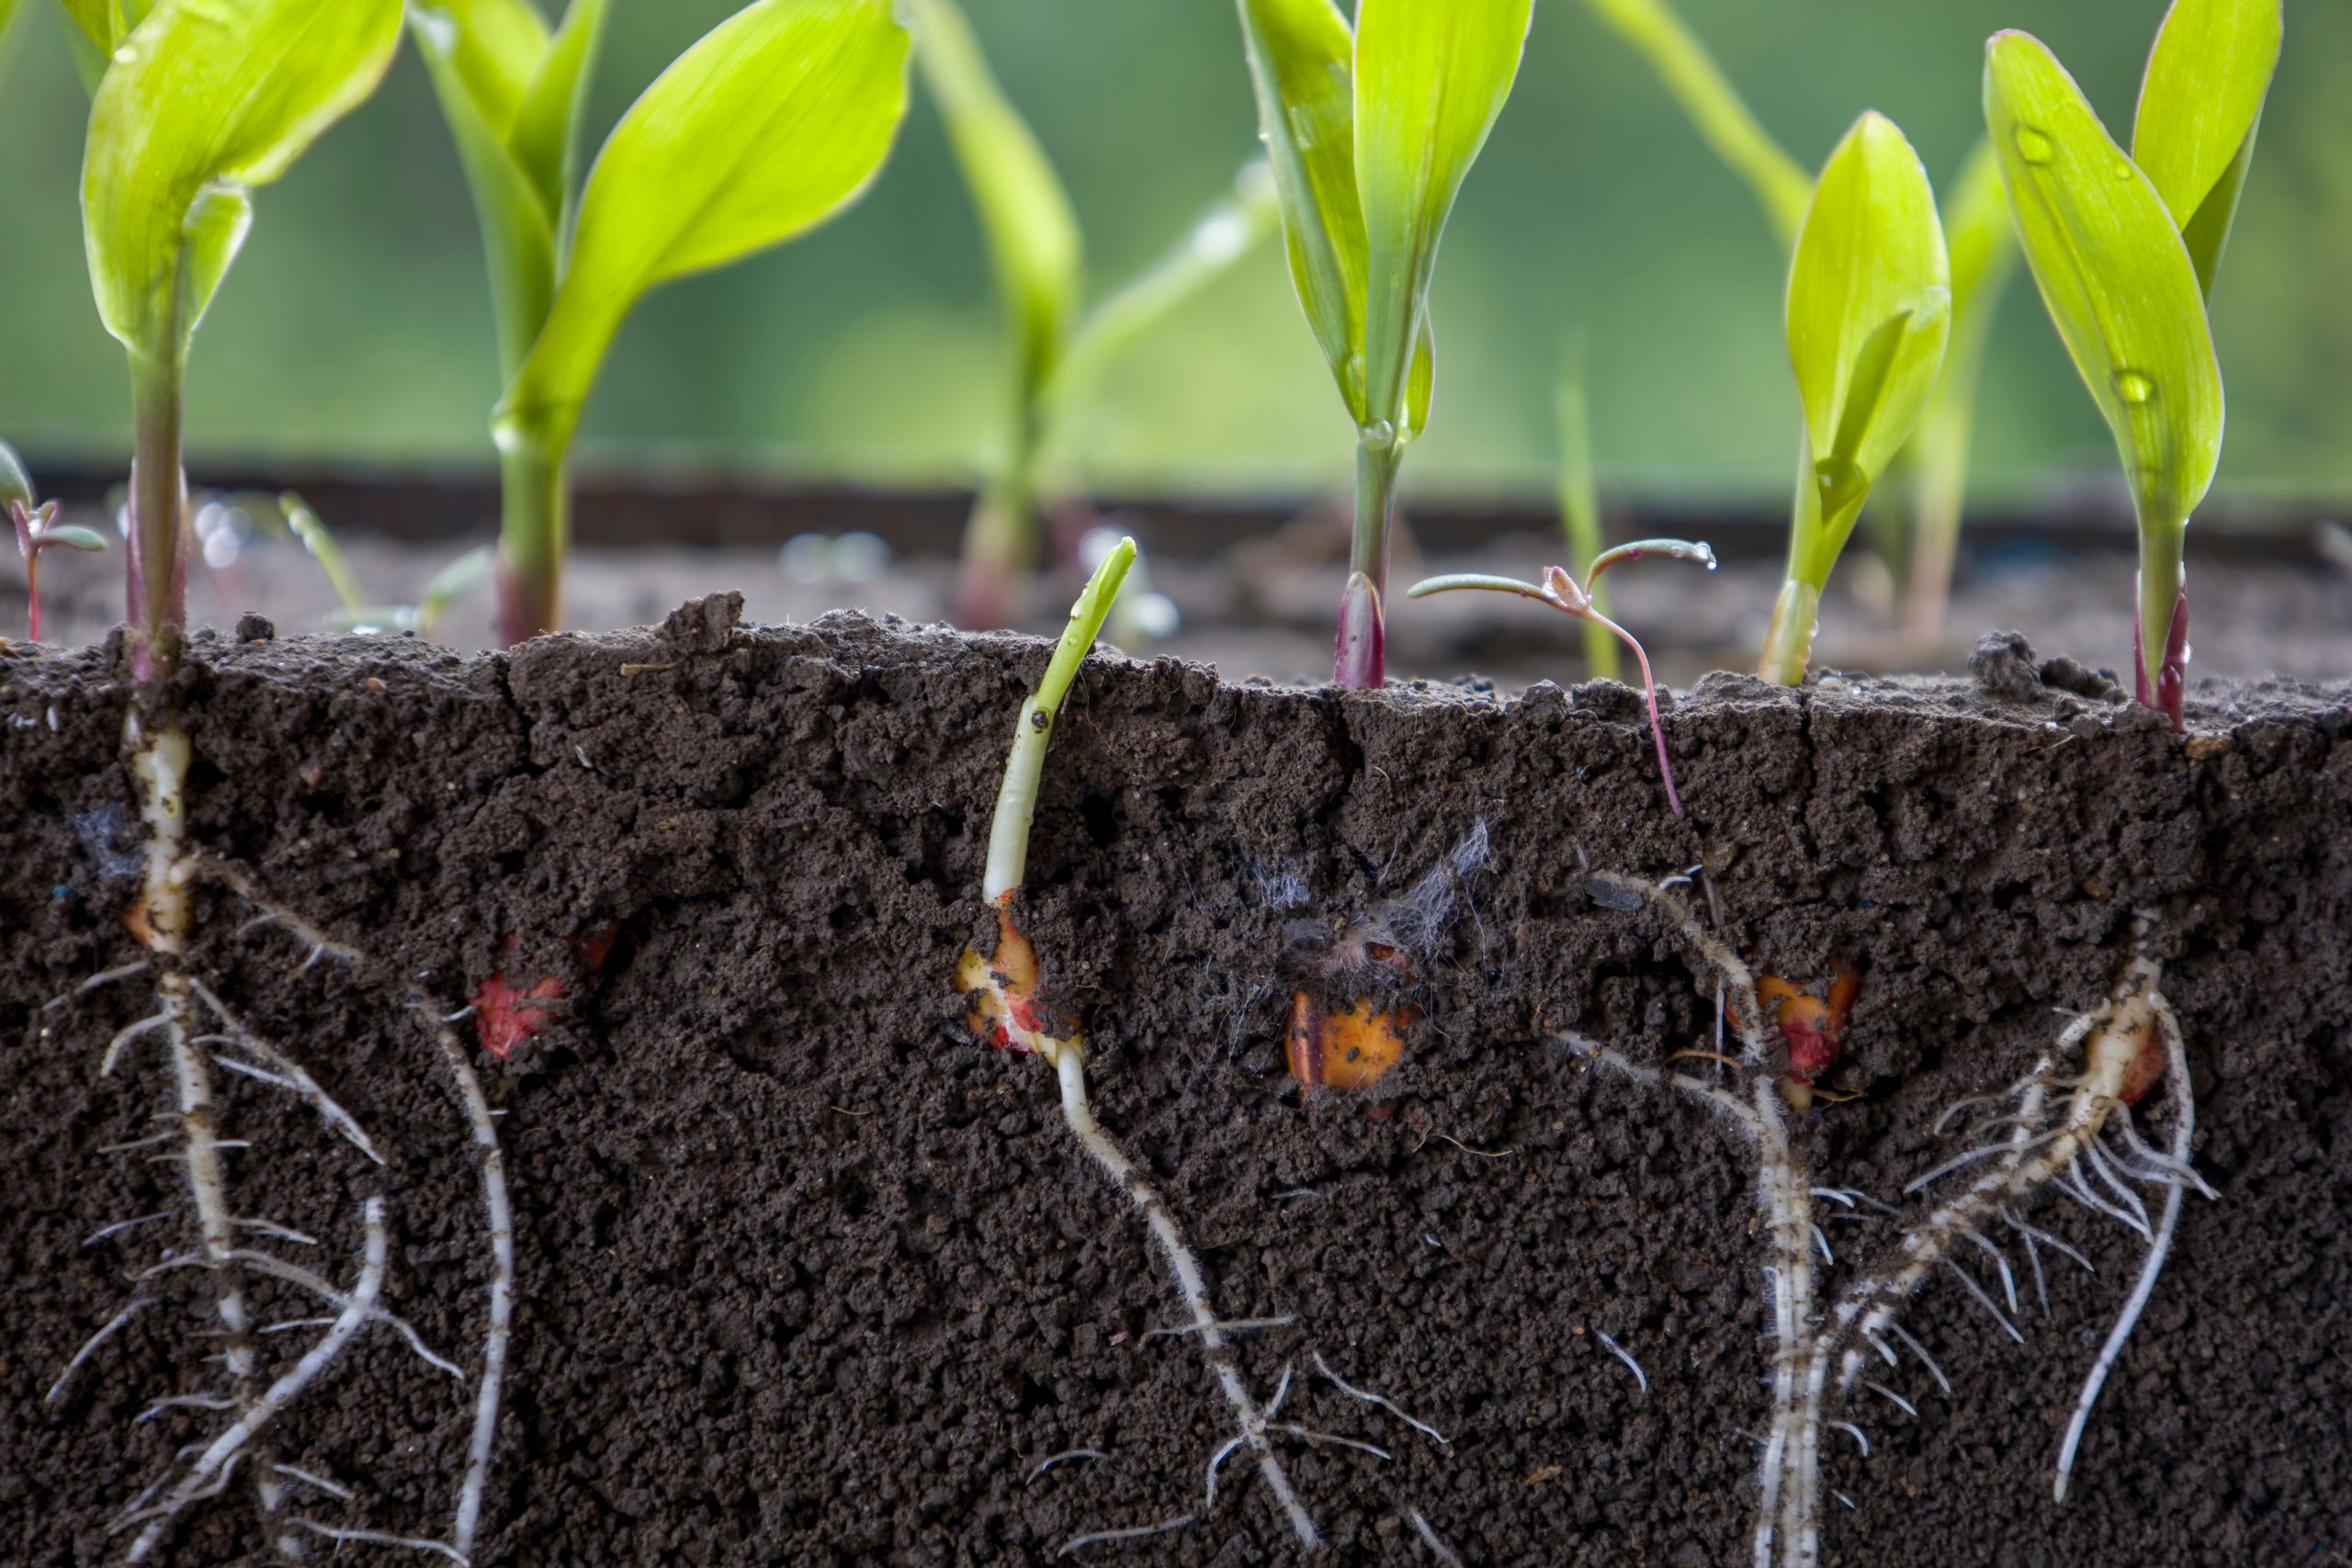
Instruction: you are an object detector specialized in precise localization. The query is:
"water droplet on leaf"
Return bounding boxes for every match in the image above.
[2114,370,2155,406]
[2013,126,2054,164]
[1360,420,1396,452]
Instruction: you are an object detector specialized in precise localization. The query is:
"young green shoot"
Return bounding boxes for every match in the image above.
[6,440,107,641]
[1236,0,1532,688]
[1588,0,2018,654]
[982,536,1136,910]
[1757,112,1950,686]
[1984,3,2278,728]
[916,0,1275,628]
[423,0,912,644]
[1554,350,1619,682]
[409,0,609,645]
[83,0,402,681]
[1408,538,1717,818]
[956,536,1320,1548]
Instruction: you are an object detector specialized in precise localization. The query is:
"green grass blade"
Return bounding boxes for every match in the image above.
[2132,0,2279,293]
[416,0,549,136]
[912,0,1080,414]
[1584,0,1809,247]
[1985,31,2222,542]
[1353,0,1532,435]
[1555,350,1618,679]
[1783,110,1950,581]
[1233,0,1367,422]
[82,0,404,360]
[499,0,911,459]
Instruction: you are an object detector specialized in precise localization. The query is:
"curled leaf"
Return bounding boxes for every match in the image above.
[2132,0,2280,293]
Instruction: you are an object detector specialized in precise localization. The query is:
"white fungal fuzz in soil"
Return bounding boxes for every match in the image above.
[1561,877,2209,1568]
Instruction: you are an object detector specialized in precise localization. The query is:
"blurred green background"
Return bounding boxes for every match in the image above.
[1,0,2346,508]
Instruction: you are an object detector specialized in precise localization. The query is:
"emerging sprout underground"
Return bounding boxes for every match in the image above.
[1408,538,1717,817]
[956,539,1321,1550]
[1236,0,1532,688]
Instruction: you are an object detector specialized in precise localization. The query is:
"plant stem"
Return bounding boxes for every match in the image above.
[1336,438,1399,689]
[2133,522,2188,730]
[128,351,187,681]
[1756,579,1820,686]
[1556,364,1620,681]
[493,434,568,647]
[953,463,1035,632]
[24,551,40,642]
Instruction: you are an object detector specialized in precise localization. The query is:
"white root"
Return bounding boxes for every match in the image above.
[410,998,515,1561]
[1025,1449,1107,1485]
[1594,1331,1648,1395]
[1050,1046,1318,1548]
[126,1196,392,1562]
[1311,1350,1452,1446]
[187,977,385,1164]
[1057,1515,1196,1558]
[46,1295,153,1405]
[2054,992,2203,1503]
[288,1521,471,1563]
[1408,1508,1465,1566]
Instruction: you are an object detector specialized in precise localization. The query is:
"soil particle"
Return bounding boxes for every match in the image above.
[2,612,2347,1564]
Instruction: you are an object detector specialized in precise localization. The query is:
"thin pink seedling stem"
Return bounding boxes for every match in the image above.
[1407,539,1714,819]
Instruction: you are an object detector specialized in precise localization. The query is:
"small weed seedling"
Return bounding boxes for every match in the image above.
[955,540,1324,1551]
[418,0,914,642]
[1587,0,2018,653]
[1985,0,2280,729]
[1408,538,1717,817]
[6,440,107,640]
[913,0,1278,628]
[1756,112,1951,686]
[275,491,495,637]
[1559,874,2212,1564]
[59,5,527,1559]
[1236,0,1532,687]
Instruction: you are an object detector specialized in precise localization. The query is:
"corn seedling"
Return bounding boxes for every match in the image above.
[61,6,529,1558]
[416,0,913,644]
[1559,873,2211,1564]
[6,440,107,641]
[914,0,1278,629]
[1755,113,1951,685]
[1554,351,1619,682]
[1586,0,2018,656]
[955,539,1321,1548]
[1984,1,2280,729]
[1409,539,1717,817]
[1235,0,1532,688]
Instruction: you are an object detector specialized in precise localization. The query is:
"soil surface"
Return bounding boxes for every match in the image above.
[2,606,2347,1566]
[16,516,2352,693]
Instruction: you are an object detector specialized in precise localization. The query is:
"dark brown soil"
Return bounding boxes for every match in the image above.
[2,606,2347,1566]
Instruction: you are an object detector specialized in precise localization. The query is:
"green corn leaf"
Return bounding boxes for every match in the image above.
[413,6,560,377]
[53,0,118,53]
[499,0,911,457]
[83,0,404,361]
[420,0,549,135]
[1784,110,1950,564]
[1354,0,1531,436]
[510,0,607,232]
[912,0,1080,408]
[1234,0,1367,421]
[1985,30,2222,540]
[2132,0,2280,294]
[1584,0,1810,247]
